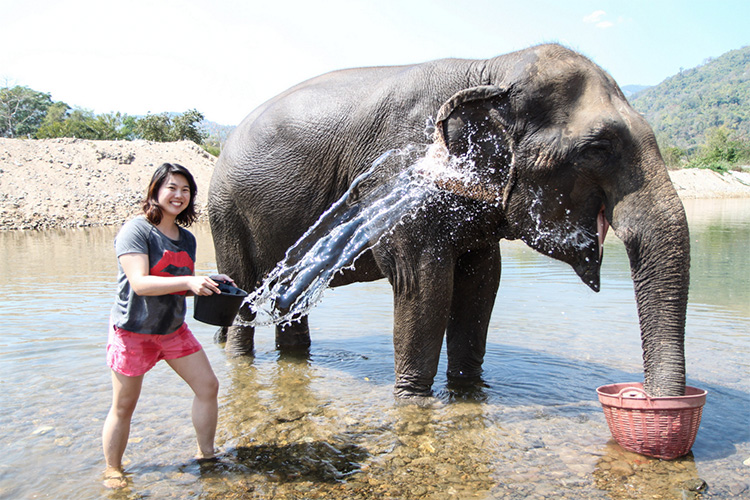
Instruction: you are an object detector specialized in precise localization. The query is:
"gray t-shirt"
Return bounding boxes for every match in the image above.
[110,216,197,335]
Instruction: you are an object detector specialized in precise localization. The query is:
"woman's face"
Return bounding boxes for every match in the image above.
[157,173,191,219]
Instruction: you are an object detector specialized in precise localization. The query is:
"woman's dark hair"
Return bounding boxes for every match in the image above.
[142,163,198,226]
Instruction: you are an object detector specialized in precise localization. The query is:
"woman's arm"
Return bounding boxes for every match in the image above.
[119,253,221,296]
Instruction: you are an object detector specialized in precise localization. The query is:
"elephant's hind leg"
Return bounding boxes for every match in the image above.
[209,196,258,356]
[446,245,501,380]
[222,306,257,356]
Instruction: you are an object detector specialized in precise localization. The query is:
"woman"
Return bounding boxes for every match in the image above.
[102,163,231,489]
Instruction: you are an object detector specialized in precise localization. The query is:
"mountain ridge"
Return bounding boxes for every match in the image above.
[628,45,750,151]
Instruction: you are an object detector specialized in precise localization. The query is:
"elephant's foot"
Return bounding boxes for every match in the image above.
[213,327,228,344]
[275,317,311,351]
[393,376,434,400]
[394,394,441,408]
[224,325,256,356]
[446,364,483,380]
[445,374,490,402]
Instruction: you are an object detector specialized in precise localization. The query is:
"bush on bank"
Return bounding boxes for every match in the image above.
[1,85,218,156]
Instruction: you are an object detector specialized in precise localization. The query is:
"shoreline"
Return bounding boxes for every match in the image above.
[1,138,749,231]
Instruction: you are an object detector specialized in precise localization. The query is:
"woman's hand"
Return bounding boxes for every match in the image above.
[209,274,236,286]
[189,276,221,296]
[120,254,230,297]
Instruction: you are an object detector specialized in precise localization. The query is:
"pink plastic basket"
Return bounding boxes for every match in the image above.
[596,382,707,460]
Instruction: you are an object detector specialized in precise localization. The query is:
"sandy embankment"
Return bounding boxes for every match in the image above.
[0,138,216,230]
[0,138,749,231]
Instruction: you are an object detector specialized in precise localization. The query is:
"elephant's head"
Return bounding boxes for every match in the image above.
[433,44,689,396]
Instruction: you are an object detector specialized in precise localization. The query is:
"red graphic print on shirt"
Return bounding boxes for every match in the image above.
[150,250,194,295]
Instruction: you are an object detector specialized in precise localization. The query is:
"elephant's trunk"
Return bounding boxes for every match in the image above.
[611,158,690,397]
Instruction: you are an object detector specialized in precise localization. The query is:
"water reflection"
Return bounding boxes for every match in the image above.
[683,198,750,316]
[0,198,748,499]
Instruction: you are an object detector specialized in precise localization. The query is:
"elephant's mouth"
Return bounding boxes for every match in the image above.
[573,204,609,292]
[597,205,610,261]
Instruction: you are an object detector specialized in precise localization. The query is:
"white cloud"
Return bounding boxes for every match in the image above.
[583,10,606,24]
[583,10,615,29]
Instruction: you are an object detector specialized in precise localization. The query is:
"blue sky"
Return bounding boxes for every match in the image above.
[1,0,748,125]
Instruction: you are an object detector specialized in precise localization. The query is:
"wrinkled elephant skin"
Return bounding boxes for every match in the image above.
[209,44,689,399]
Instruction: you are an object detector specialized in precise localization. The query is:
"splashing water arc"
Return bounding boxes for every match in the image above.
[243,144,496,327]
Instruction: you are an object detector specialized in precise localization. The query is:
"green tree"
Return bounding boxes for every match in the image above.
[37,106,136,140]
[136,109,206,144]
[120,114,139,140]
[3,82,211,146]
[35,101,71,138]
[687,127,750,172]
[170,109,206,143]
[631,46,750,152]
[136,112,172,142]
[0,85,53,138]
[92,112,137,140]
[662,146,686,169]
[55,108,99,139]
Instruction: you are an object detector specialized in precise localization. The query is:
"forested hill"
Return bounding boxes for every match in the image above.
[629,45,750,152]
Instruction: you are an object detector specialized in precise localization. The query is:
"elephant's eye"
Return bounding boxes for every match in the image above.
[577,142,611,167]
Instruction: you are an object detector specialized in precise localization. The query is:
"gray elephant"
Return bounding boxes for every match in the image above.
[208,43,689,398]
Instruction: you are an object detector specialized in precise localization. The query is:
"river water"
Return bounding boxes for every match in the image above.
[0,198,748,499]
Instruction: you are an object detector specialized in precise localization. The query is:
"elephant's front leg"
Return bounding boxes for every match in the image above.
[275,316,311,351]
[392,257,454,399]
[446,245,501,380]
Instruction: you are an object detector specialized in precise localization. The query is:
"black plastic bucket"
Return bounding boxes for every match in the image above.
[193,281,248,326]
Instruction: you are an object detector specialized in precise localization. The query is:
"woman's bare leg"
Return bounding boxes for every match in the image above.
[166,349,219,459]
[102,370,143,487]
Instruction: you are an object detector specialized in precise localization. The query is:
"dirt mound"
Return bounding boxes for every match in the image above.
[1,138,748,231]
[0,138,216,230]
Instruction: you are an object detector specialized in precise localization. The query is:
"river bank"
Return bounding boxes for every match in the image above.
[1,138,749,231]
[0,138,216,231]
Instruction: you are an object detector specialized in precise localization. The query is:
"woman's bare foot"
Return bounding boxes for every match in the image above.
[103,466,127,489]
[195,449,218,463]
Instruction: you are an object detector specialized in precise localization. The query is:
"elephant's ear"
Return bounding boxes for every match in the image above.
[434,85,517,208]
[434,85,510,152]
[436,85,504,123]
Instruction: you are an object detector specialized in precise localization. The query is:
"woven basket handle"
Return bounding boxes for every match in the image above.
[616,386,649,400]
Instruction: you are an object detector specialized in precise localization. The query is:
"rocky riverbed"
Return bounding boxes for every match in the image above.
[1,138,749,231]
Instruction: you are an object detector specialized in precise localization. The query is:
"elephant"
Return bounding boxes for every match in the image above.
[208,43,690,399]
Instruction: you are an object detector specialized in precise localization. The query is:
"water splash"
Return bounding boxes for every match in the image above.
[245,145,477,326]
[523,188,596,255]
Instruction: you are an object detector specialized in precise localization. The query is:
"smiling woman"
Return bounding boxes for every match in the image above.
[144,164,199,229]
[101,162,234,489]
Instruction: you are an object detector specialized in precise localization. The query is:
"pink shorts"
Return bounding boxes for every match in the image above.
[107,323,203,377]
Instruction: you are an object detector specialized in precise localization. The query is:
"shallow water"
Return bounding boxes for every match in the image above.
[0,198,748,499]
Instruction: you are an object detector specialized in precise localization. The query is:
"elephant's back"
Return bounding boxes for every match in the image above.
[208,67,407,264]
[208,58,479,266]
[213,64,433,207]
[223,58,476,157]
